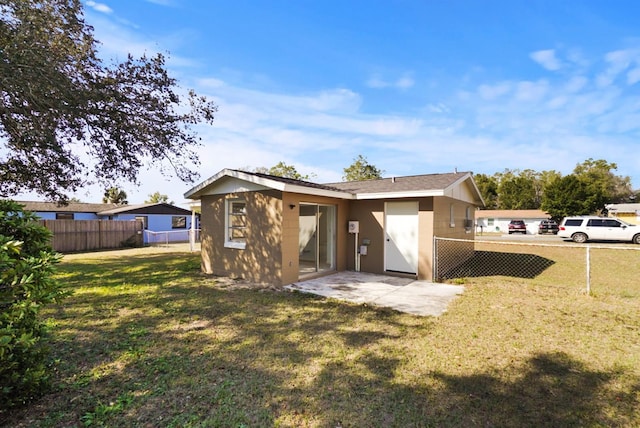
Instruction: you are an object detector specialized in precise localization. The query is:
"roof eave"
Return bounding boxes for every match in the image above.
[184,169,354,200]
[444,172,485,207]
[184,168,235,199]
[355,190,444,200]
[282,184,354,199]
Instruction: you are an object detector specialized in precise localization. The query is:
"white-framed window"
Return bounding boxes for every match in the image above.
[225,199,246,249]
[56,212,74,220]
[172,216,187,229]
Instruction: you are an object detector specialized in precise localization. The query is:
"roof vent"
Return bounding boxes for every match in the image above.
[391,177,395,183]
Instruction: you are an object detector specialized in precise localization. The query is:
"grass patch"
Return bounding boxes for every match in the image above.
[2,247,639,427]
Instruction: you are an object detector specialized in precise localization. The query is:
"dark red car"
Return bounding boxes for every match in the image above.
[508,219,527,234]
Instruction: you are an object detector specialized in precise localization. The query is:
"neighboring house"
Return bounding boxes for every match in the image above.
[18,201,196,244]
[18,201,119,220]
[184,168,484,286]
[97,203,196,243]
[475,209,550,234]
[606,203,640,225]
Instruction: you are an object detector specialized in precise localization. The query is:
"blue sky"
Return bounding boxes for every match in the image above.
[32,1,640,203]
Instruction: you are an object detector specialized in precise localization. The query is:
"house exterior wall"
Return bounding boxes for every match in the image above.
[34,211,100,220]
[433,196,476,239]
[106,213,191,231]
[418,199,435,281]
[110,214,193,243]
[432,196,476,280]
[346,197,443,281]
[347,199,385,275]
[200,190,348,286]
[475,209,549,234]
[200,190,284,285]
[281,193,349,285]
[198,187,480,285]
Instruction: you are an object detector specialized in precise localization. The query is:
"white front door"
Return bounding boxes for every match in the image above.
[385,201,419,274]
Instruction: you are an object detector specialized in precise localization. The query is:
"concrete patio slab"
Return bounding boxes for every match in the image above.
[285,272,464,316]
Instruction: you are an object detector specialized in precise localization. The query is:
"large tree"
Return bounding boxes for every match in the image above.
[0,0,216,202]
[496,169,539,210]
[145,191,172,204]
[541,159,633,218]
[474,173,499,209]
[266,161,314,181]
[242,162,315,181]
[541,174,592,219]
[572,158,633,206]
[342,155,383,181]
[102,187,128,205]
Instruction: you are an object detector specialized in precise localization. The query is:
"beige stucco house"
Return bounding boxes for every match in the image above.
[475,209,551,234]
[184,169,484,286]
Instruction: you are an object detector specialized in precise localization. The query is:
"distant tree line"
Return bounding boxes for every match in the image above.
[248,157,637,219]
[475,159,638,219]
[245,155,383,182]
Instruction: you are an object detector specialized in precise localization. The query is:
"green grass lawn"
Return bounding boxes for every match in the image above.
[3,247,639,427]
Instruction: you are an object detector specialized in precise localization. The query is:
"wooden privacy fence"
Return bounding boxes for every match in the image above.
[39,219,143,252]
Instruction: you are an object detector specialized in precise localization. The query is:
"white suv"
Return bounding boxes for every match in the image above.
[558,216,640,244]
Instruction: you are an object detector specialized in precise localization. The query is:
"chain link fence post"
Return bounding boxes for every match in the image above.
[586,245,591,295]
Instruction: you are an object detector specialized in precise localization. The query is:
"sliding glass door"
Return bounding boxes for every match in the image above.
[299,204,336,276]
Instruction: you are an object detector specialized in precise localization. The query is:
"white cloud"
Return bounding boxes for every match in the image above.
[547,96,567,109]
[627,67,640,85]
[144,0,175,6]
[366,72,415,90]
[307,89,362,112]
[85,13,196,68]
[565,76,588,92]
[396,74,415,89]
[426,103,450,114]
[366,74,387,88]
[86,1,113,14]
[514,80,549,102]
[596,48,640,87]
[477,82,511,100]
[530,49,562,71]
[198,78,226,88]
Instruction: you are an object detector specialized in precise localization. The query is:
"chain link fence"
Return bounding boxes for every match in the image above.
[434,237,640,297]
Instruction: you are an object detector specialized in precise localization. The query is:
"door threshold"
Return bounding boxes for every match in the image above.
[299,270,336,281]
[384,270,418,279]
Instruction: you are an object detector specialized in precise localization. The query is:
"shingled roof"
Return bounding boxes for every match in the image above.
[185,168,483,205]
[324,172,472,195]
[17,201,119,213]
[97,203,192,216]
[184,168,353,200]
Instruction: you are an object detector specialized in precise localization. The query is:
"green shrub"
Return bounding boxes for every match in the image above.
[0,200,69,409]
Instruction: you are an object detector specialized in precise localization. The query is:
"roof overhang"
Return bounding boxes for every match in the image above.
[450,173,485,207]
[184,169,354,200]
[185,169,485,206]
[354,189,447,200]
